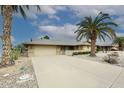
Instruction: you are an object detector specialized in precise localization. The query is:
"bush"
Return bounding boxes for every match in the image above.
[12,48,21,60]
[81,51,90,54]
[73,51,90,55]
[11,44,26,60]
[96,47,102,52]
[103,52,119,64]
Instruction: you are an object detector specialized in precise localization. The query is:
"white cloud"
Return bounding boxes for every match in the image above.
[48,15,60,20]
[68,5,124,17]
[114,16,124,30]
[24,11,38,19]
[31,19,51,27]
[39,5,66,20]
[38,24,78,41]
[116,32,124,37]
[16,5,67,20]
[10,5,124,21]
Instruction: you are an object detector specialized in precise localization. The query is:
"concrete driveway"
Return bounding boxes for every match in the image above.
[32,55,124,88]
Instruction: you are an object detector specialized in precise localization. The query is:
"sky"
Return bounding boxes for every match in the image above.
[0,5,124,56]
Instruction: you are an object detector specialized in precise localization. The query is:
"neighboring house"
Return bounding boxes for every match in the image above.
[24,40,91,57]
[111,44,119,51]
[97,44,119,52]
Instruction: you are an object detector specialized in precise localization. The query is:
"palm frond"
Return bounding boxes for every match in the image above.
[19,6,27,19]
[0,5,4,15]
[25,5,29,10]
[12,6,18,13]
[97,22,118,27]
[36,5,41,11]
[75,11,117,43]
[98,33,106,42]
[0,5,41,19]
[100,31,112,40]
[94,12,102,24]
[94,12,111,25]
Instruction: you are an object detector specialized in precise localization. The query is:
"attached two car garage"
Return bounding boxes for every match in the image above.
[27,45,57,57]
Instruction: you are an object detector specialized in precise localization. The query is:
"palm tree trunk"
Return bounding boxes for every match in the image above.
[90,32,96,57]
[1,6,13,65]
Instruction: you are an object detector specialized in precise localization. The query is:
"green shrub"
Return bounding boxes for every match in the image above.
[96,47,102,52]
[73,51,90,55]
[11,44,25,60]
[12,48,21,60]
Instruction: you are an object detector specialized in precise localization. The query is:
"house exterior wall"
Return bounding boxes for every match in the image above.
[78,45,91,52]
[73,45,91,52]
[27,45,91,57]
[56,46,65,55]
[28,46,35,57]
[64,45,91,55]
[28,45,57,57]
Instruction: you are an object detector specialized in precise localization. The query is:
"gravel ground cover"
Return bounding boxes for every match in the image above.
[0,57,38,88]
[74,51,124,67]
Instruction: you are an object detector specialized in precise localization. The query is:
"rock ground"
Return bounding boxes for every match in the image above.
[0,57,38,88]
[74,51,124,67]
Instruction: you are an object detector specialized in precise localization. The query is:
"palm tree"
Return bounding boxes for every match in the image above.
[75,12,118,56]
[113,37,124,51]
[41,35,50,40]
[0,5,40,66]
[43,35,50,39]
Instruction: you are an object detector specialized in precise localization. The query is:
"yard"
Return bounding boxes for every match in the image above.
[74,51,124,67]
[0,51,124,88]
[0,57,38,88]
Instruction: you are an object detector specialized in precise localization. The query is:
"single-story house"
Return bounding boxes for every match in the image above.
[97,44,119,52]
[24,39,91,57]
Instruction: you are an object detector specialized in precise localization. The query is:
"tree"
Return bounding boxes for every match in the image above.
[113,37,124,51]
[41,35,50,40]
[75,12,118,56]
[0,5,40,66]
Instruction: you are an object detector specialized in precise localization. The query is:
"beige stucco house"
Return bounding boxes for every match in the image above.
[24,40,91,57]
[97,44,119,52]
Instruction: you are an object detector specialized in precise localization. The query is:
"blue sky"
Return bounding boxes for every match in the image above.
[0,5,124,56]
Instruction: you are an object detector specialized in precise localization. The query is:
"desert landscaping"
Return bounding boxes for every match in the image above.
[0,51,124,88]
[0,57,38,88]
[74,51,124,67]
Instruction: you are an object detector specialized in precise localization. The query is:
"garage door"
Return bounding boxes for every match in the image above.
[34,45,57,56]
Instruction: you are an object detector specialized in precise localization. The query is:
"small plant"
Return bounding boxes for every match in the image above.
[19,66,28,73]
[96,47,102,52]
[11,44,25,60]
[12,48,21,60]
[73,51,90,55]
